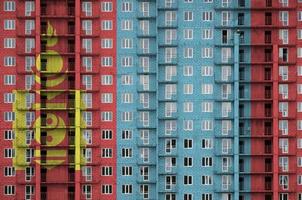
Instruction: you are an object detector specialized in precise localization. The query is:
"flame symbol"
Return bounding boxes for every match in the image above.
[44,21,58,47]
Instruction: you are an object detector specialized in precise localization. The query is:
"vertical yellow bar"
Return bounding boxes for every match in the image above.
[75,90,81,170]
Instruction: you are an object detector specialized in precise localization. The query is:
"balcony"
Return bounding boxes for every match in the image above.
[265,176,272,190]
[68,155,75,164]
[41,192,47,200]
[264,141,272,154]
[265,163,272,172]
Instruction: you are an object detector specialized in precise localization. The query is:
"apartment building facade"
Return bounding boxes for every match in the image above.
[1,0,302,200]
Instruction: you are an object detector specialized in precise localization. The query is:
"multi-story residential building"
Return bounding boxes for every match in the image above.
[1,0,302,200]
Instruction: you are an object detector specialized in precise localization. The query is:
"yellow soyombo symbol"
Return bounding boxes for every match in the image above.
[12,22,87,170]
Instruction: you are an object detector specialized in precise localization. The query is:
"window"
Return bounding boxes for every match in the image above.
[183,120,193,131]
[25,38,35,53]
[201,175,212,185]
[184,139,193,149]
[202,102,213,112]
[121,38,133,49]
[279,29,288,44]
[82,57,92,71]
[140,112,149,126]
[201,66,213,76]
[101,93,113,103]
[101,39,113,49]
[122,184,132,194]
[184,48,193,58]
[4,130,14,140]
[279,11,289,26]
[101,75,113,85]
[82,2,92,16]
[183,102,193,112]
[121,148,132,158]
[183,65,193,76]
[201,139,213,149]
[298,48,302,58]
[25,75,34,90]
[165,11,177,26]
[298,138,302,149]
[25,56,35,71]
[140,93,149,108]
[222,175,231,190]
[298,29,302,40]
[202,11,213,21]
[82,38,92,53]
[4,112,15,121]
[184,11,193,21]
[101,112,112,121]
[221,66,232,81]
[202,48,213,58]
[298,175,302,185]
[201,120,213,130]
[122,130,132,140]
[201,193,213,200]
[101,20,113,30]
[140,75,149,90]
[82,166,92,181]
[4,166,15,176]
[201,157,213,167]
[121,166,132,176]
[298,85,302,95]
[82,185,92,199]
[184,176,193,185]
[165,29,177,44]
[298,157,302,167]
[299,11,302,21]
[184,29,193,40]
[121,112,133,122]
[184,84,193,94]
[202,29,213,39]
[121,20,133,30]
[298,102,302,112]
[4,56,16,67]
[101,130,112,140]
[165,47,177,63]
[25,20,35,35]
[4,148,15,158]
[121,75,133,85]
[82,111,92,126]
[121,57,133,67]
[4,185,15,195]
[82,20,92,35]
[25,1,34,16]
[184,157,193,167]
[221,48,232,63]
[121,93,133,104]
[101,57,113,67]
[4,1,15,11]
[101,166,113,176]
[101,148,112,158]
[201,84,213,94]
[101,2,112,12]
[121,2,132,12]
[102,185,112,194]
[82,130,92,145]
[4,38,15,48]
[140,20,149,35]
[279,175,289,190]
[4,20,15,30]
[222,139,232,154]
